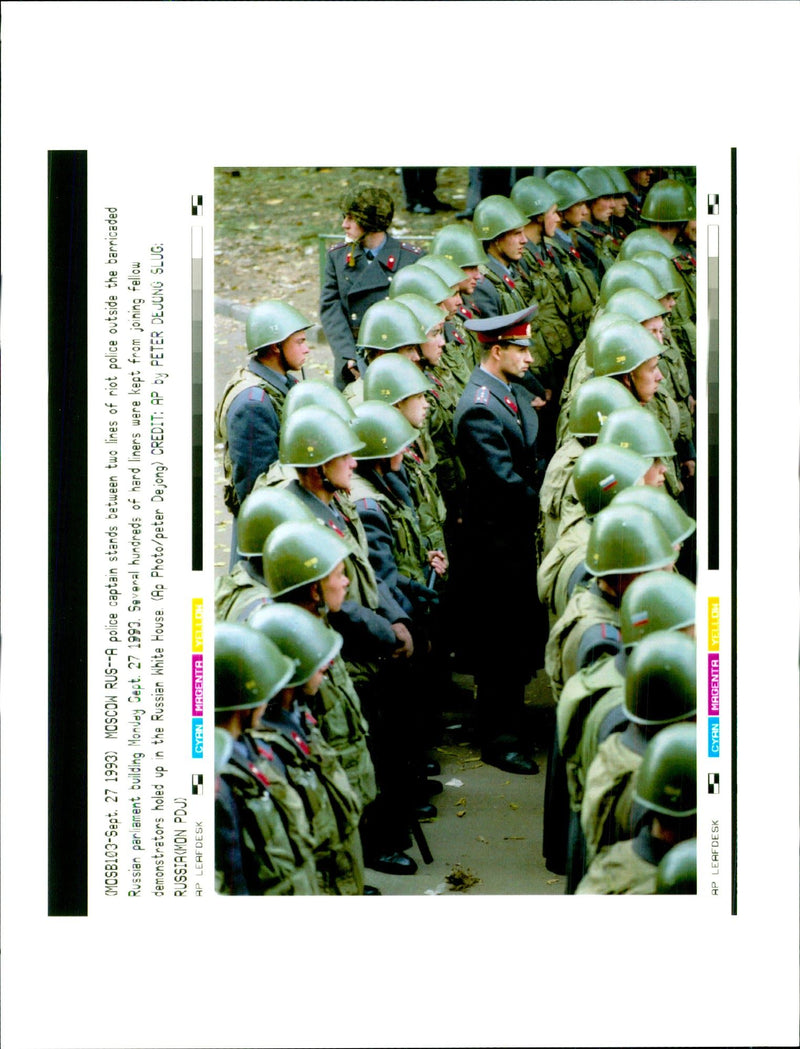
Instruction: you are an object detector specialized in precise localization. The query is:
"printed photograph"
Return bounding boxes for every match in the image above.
[212,164,700,897]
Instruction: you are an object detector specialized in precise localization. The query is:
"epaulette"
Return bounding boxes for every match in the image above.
[401,242,423,255]
[328,240,347,253]
[474,386,490,405]
[246,387,268,402]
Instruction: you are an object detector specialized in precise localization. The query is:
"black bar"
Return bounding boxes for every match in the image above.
[48,151,89,915]
[729,147,738,916]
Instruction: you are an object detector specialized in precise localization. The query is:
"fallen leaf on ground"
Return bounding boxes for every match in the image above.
[476,836,489,845]
[456,810,466,818]
[445,864,481,892]
[509,802,519,811]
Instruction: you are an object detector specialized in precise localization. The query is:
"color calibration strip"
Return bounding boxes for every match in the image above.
[191,197,203,570]
[707,597,720,760]
[192,599,204,758]
[707,212,720,570]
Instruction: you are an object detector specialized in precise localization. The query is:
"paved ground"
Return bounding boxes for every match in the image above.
[214,309,565,896]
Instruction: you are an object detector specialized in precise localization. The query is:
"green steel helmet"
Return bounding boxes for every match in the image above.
[246,300,313,355]
[352,400,418,459]
[596,406,676,460]
[612,486,696,546]
[214,622,296,712]
[641,179,696,224]
[603,166,634,195]
[569,375,639,436]
[621,572,697,645]
[340,185,394,232]
[603,288,668,324]
[655,839,697,894]
[599,260,667,305]
[510,176,560,219]
[236,487,317,556]
[357,299,427,351]
[625,249,682,296]
[572,445,649,517]
[623,631,697,726]
[585,503,676,576]
[391,293,447,336]
[249,603,343,687]
[283,380,356,422]
[415,253,466,290]
[633,723,697,817]
[577,166,618,200]
[388,265,453,305]
[430,223,490,268]
[262,520,350,598]
[545,169,592,210]
[590,318,663,378]
[584,310,634,369]
[215,727,234,776]
[279,405,365,468]
[472,195,528,241]
[363,354,432,405]
[618,228,680,261]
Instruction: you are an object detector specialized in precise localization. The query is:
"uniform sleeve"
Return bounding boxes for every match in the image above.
[469,275,502,319]
[319,251,358,385]
[353,498,414,618]
[328,600,399,662]
[226,387,281,507]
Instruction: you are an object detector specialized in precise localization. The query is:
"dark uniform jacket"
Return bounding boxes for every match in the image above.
[320,235,421,389]
[453,365,545,675]
[469,255,529,319]
[219,360,296,512]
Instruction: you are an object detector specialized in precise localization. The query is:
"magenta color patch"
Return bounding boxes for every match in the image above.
[708,653,720,715]
[192,654,204,716]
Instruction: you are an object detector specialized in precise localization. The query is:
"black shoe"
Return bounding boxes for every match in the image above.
[365,851,418,876]
[481,747,540,776]
[417,778,444,798]
[410,202,434,215]
[423,196,454,212]
[415,802,437,820]
[363,885,382,895]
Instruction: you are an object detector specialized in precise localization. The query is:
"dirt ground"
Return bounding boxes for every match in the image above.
[213,167,565,895]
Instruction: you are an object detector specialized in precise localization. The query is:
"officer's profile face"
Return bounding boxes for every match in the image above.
[323,452,357,491]
[341,212,365,241]
[640,316,665,344]
[590,196,616,223]
[319,561,349,614]
[628,355,663,403]
[281,330,310,371]
[458,266,481,294]
[493,228,527,262]
[542,204,561,237]
[496,342,532,380]
[643,458,668,487]
[397,392,429,429]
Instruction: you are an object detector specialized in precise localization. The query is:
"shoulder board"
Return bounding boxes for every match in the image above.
[474,386,490,405]
[400,242,423,255]
[328,240,347,253]
[246,387,269,403]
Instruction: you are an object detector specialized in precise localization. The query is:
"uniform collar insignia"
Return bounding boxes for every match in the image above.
[503,395,518,413]
[386,254,397,270]
[503,273,516,289]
